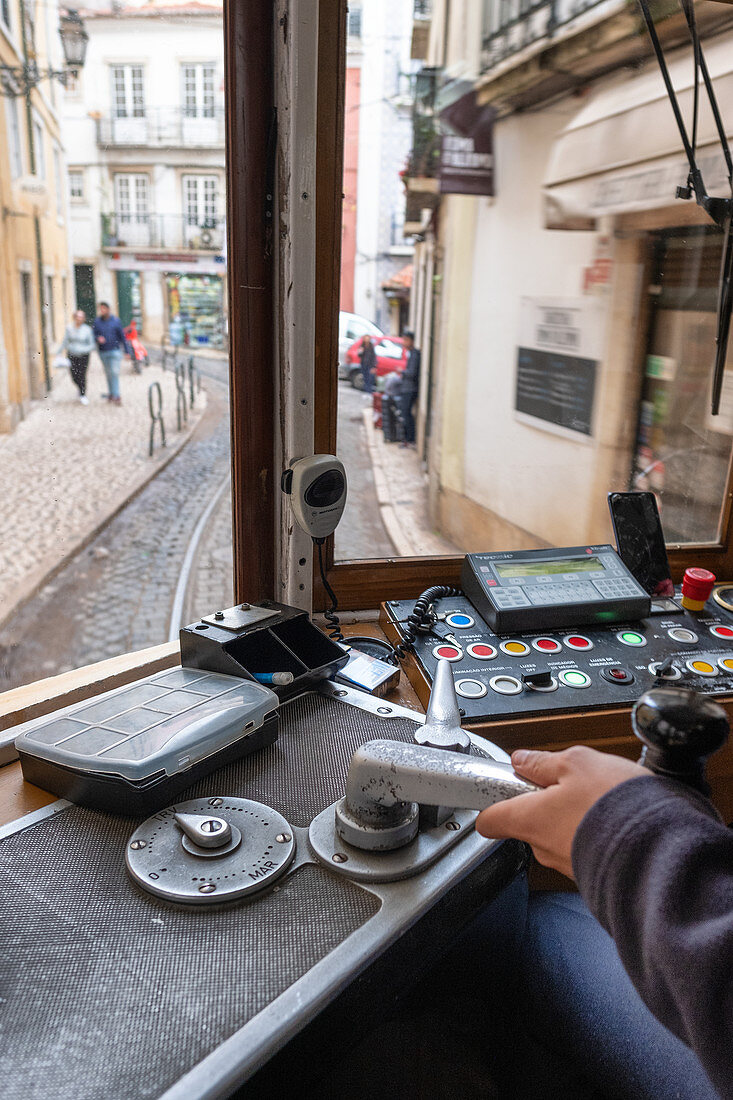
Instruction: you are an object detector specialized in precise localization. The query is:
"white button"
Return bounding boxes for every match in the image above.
[455,678,488,699]
[488,675,523,696]
[668,628,698,644]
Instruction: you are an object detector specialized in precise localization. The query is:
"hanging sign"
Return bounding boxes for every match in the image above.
[439,91,495,197]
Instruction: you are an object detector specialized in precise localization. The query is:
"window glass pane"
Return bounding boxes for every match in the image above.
[68,170,84,199]
[0,3,232,695]
[5,98,23,178]
[334,0,733,562]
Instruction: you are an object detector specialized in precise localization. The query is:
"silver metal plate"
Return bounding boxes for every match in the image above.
[126,797,296,904]
[308,804,476,882]
[200,603,280,632]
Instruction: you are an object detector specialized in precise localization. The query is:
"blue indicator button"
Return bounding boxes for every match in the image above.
[445,612,475,629]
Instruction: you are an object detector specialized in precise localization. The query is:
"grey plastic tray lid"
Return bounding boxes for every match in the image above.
[13,667,279,782]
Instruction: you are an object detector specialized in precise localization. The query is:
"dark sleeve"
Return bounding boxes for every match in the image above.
[572,775,733,1097]
[92,319,100,338]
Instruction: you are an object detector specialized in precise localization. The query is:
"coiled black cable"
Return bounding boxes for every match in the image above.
[316,539,344,642]
[393,584,461,660]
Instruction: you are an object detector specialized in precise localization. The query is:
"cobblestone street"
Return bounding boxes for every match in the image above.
[0,356,205,623]
[0,358,230,691]
[0,360,444,693]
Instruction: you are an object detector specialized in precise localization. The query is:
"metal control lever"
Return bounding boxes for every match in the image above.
[334,659,536,852]
[413,657,471,753]
[334,740,538,851]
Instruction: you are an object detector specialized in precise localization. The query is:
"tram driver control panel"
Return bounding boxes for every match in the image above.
[384,547,733,723]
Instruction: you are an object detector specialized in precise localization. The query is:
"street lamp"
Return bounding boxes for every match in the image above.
[0,8,88,98]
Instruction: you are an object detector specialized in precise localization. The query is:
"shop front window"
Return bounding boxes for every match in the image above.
[633,228,732,544]
[166,273,225,348]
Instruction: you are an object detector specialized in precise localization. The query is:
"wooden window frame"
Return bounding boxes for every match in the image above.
[295,0,733,612]
[5,0,733,741]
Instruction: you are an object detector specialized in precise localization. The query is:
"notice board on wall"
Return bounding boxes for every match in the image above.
[515,299,602,438]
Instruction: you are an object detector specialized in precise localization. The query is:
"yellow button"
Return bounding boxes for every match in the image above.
[691,661,714,674]
[503,641,529,655]
[719,658,733,670]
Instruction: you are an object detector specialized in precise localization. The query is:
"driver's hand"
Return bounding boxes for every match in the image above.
[476,746,645,879]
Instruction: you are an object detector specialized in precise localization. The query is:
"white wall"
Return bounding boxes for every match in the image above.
[439,100,611,546]
[353,0,415,331]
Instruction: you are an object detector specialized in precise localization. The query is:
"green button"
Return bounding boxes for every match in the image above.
[621,632,644,645]
[560,670,591,688]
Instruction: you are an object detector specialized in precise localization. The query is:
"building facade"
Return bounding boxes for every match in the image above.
[350,0,415,334]
[0,0,72,432]
[63,0,225,348]
[403,0,733,552]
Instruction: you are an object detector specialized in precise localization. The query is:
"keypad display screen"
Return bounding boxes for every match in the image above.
[495,556,604,578]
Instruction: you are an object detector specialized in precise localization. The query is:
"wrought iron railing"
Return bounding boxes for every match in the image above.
[481,0,608,72]
[404,67,441,179]
[96,107,225,148]
[101,213,226,251]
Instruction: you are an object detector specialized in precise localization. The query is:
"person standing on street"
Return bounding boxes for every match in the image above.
[58,309,95,405]
[398,331,421,448]
[359,334,377,394]
[93,302,131,406]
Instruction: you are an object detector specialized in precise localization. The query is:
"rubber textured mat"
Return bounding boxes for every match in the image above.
[0,693,423,1099]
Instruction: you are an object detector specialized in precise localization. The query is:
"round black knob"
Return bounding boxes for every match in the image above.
[632,687,729,794]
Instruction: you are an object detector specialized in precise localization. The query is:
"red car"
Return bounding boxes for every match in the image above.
[344,335,407,390]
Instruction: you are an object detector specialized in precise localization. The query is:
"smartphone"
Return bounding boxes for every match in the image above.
[608,491,674,598]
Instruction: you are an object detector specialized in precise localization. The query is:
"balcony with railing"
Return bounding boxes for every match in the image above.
[401,68,442,232]
[96,107,225,149]
[480,0,623,75]
[101,213,226,252]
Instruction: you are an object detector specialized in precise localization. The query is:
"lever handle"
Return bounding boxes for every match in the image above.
[632,686,729,795]
[335,738,537,850]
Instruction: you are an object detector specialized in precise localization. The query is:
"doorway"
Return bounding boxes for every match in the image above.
[74,264,96,323]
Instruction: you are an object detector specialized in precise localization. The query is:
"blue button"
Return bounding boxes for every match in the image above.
[446,612,475,629]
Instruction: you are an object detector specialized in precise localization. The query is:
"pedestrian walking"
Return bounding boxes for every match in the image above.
[93,302,131,406]
[359,335,377,394]
[58,309,95,405]
[398,331,420,447]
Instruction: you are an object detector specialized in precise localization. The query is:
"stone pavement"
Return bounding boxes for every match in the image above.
[0,356,206,627]
[362,405,461,557]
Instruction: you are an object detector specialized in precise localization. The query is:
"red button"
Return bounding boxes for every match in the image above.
[610,668,626,680]
[536,639,559,651]
[472,644,494,656]
[568,636,590,648]
[715,626,733,637]
[436,646,460,659]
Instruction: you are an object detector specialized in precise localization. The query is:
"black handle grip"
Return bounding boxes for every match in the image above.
[632,687,729,795]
